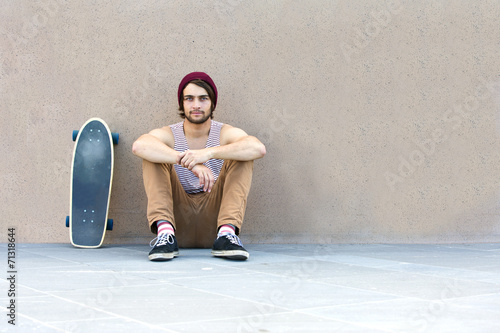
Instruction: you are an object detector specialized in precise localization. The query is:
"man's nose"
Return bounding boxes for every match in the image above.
[193,98,201,109]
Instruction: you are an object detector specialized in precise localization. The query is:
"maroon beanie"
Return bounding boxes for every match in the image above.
[177,72,218,109]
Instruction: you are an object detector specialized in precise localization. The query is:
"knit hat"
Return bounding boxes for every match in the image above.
[177,72,218,109]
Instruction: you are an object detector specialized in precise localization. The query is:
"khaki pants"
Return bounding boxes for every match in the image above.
[142,159,254,248]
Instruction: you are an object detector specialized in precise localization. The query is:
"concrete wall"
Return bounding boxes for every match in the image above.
[2,0,500,245]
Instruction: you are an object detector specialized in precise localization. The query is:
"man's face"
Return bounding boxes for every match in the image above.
[182,83,212,124]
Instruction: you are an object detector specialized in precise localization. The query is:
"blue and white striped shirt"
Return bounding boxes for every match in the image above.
[170,121,224,194]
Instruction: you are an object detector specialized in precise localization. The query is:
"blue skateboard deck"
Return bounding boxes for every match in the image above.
[68,118,117,248]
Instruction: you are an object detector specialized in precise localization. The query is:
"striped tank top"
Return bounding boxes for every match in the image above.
[170,120,224,194]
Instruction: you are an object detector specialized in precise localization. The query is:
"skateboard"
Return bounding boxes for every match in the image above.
[66,118,119,248]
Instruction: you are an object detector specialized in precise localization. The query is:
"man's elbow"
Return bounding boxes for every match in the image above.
[249,136,266,159]
[257,142,266,159]
[131,139,143,156]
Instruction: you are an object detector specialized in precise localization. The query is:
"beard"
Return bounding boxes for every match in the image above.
[185,110,211,124]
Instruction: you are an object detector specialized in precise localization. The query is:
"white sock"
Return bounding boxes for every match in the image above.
[218,224,236,237]
[157,221,175,236]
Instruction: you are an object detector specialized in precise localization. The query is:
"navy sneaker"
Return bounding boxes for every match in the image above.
[211,234,249,260]
[148,234,179,261]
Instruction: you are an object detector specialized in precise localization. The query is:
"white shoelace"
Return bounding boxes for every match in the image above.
[224,234,242,246]
[150,233,175,247]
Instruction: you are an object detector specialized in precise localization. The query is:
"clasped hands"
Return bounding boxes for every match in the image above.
[177,149,214,193]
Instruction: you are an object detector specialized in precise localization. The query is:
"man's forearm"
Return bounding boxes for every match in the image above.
[209,136,266,161]
[132,134,180,164]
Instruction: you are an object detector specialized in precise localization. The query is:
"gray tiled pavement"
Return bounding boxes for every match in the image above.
[1,243,500,332]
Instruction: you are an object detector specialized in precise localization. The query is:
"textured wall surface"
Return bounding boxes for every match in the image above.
[1,0,500,245]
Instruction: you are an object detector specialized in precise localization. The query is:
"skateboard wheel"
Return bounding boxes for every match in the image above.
[111,133,119,145]
[72,130,79,141]
[66,216,70,228]
[107,219,113,231]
